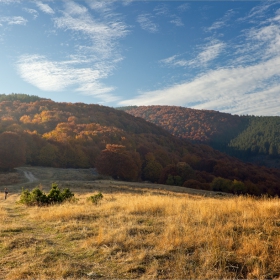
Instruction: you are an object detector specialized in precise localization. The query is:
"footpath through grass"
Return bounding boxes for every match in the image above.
[0,189,280,279]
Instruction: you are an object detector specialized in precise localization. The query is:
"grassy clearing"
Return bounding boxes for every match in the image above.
[0,188,280,279]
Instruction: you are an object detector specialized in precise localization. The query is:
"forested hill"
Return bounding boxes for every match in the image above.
[1,94,280,196]
[121,106,280,167]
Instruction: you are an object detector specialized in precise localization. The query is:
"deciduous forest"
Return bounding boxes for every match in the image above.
[1,94,280,196]
[123,106,280,167]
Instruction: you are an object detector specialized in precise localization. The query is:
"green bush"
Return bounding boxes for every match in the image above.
[211,177,247,194]
[19,183,74,206]
[88,192,103,205]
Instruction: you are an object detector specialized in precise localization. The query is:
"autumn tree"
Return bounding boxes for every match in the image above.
[38,144,58,167]
[0,132,26,170]
[96,144,141,181]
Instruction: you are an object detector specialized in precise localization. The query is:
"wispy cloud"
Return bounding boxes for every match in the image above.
[121,3,280,116]
[86,0,116,12]
[35,1,55,15]
[64,1,88,15]
[170,15,183,27]
[0,0,20,3]
[54,5,128,59]
[154,4,168,16]
[23,8,39,19]
[238,1,278,23]
[0,16,27,25]
[177,3,189,12]
[120,56,280,115]
[137,13,158,33]
[196,41,225,65]
[161,40,225,68]
[16,54,118,101]
[207,9,235,32]
[16,1,129,102]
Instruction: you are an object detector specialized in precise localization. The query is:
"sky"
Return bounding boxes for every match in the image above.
[1,0,280,116]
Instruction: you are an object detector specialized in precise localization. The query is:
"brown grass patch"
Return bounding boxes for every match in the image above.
[1,189,280,279]
[0,172,21,186]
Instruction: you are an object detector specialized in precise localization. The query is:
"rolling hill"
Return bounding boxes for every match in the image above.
[0,94,280,195]
[122,106,280,168]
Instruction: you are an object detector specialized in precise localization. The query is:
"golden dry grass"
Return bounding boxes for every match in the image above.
[1,189,280,279]
[0,172,21,186]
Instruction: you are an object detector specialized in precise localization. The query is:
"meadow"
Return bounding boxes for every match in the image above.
[1,183,280,279]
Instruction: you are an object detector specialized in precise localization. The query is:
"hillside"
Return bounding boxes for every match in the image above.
[122,106,280,167]
[1,94,280,195]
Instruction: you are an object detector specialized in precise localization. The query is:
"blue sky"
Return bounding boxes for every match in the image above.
[1,0,280,116]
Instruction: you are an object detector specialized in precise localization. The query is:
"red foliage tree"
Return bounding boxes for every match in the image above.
[96,145,141,181]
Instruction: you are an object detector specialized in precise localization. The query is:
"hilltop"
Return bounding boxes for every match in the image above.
[0,94,280,195]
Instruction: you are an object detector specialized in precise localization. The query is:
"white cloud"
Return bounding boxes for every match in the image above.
[35,1,55,15]
[137,2,280,116]
[54,8,128,59]
[197,41,225,65]
[161,40,225,68]
[137,13,158,33]
[119,56,280,116]
[207,9,235,32]
[86,0,116,13]
[177,3,189,12]
[64,1,88,15]
[0,16,27,25]
[0,0,20,3]
[16,54,118,101]
[23,8,39,19]
[170,15,183,27]
[16,1,129,103]
[154,4,168,16]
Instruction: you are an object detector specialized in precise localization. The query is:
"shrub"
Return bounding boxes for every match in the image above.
[19,183,74,206]
[88,192,103,205]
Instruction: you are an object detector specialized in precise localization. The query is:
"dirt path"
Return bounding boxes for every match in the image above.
[23,171,38,183]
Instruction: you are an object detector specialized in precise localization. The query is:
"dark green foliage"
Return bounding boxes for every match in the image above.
[19,187,48,206]
[211,177,246,194]
[0,93,42,103]
[19,183,74,206]
[116,106,138,111]
[88,192,103,205]
[229,116,280,159]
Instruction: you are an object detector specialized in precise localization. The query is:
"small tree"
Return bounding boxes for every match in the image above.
[19,183,74,206]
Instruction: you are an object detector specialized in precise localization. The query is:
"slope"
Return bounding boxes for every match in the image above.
[122,106,280,167]
[0,94,280,195]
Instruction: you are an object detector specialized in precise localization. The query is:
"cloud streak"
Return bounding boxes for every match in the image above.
[121,4,280,116]
[120,56,280,115]
[16,1,129,102]
[160,40,225,68]
[137,13,158,33]
[35,1,55,15]
[0,16,27,25]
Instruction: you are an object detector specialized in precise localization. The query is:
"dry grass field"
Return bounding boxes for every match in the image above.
[0,167,280,279]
